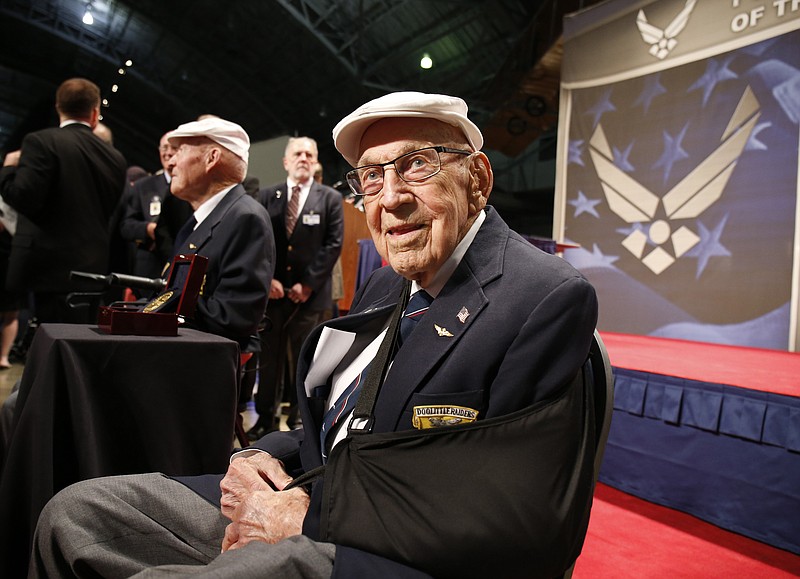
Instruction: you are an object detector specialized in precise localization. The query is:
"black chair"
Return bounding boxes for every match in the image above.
[589,331,615,478]
[564,330,615,578]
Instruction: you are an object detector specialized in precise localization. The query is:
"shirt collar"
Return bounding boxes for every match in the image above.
[287,177,312,195]
[412,209,486,298]
[60,120,92,129]
[193,185,235,226]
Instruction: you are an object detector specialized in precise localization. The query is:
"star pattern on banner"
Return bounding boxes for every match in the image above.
[561,25,798,349]
[633,74,667,114]
[568,139,585,166]
[569,190,602,218]
[685,215,731,278]
[688,57,738,106]
[612,141,636,172]
[584,88,617,127]
[746,121,771,151]
[589,243,619,267]
[653,123,690,184]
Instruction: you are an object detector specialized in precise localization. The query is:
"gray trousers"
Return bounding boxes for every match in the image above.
[30,473,336,579]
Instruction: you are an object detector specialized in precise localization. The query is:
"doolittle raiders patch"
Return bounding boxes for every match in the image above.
[412,405,479,429]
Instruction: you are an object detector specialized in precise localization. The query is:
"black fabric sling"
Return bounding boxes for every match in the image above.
[289,281,596,579]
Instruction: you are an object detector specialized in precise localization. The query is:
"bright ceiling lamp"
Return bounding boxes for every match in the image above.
[82,3,94,25]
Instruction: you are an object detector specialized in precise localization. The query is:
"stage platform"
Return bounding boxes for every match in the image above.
[599,333,800,555]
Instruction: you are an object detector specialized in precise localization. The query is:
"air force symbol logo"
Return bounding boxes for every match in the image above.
[636,0,697,60]
[589,87,760,275]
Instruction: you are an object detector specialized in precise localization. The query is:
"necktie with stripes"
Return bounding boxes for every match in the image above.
[285,185,300,236]
[319,289,433,458]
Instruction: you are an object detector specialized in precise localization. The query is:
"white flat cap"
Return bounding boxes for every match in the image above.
[333,91,484,167]
[168,117,250,164]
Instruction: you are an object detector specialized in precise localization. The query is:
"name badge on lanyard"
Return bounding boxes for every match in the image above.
[303,212,321,226]
[150,196,162,216]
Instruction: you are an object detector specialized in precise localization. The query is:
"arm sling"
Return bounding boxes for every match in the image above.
[289,281,597,578]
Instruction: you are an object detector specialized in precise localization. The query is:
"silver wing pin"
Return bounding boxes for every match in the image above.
[434,324,453,337]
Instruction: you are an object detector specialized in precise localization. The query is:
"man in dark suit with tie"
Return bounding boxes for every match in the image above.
[163,117,275,353]
[31,93,597,578]
[0,77,127,323]
[247,137,344,437]
[119,132,192,285]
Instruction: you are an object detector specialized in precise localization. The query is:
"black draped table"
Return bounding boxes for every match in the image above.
[0,323,240,577]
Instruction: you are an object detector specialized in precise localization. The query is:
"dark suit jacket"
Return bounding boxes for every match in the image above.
[154,181,195,266]
[0,123,127,292]
[175,185,275,351]
[118,173,175,278]
[237,207,598,576]
[257,181,344,311]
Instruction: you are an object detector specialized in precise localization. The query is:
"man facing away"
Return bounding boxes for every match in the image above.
[30,92,598,578]
[0,77,127,323]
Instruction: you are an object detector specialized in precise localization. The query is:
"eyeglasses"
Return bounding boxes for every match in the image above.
[345,146,472,196]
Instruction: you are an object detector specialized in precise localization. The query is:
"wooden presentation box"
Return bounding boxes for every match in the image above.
[97,254,208,336]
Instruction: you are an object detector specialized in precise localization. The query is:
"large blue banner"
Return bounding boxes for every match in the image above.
[558,0,800,350]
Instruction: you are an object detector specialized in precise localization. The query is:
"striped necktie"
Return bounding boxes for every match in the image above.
[399,290,433,344]
[319,363,369,460]
[285,185,300,236]
[319,289,433,459]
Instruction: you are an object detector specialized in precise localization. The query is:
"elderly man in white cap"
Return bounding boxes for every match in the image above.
[30,93,597,579]
[160,117,275,353]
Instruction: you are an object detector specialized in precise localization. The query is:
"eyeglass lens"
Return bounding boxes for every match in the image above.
[349,148,441,195]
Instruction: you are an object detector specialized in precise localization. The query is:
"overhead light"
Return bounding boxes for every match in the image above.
[82,4,94,25]
[125,60,133,67]
[420,53,433,70]
[111,84,119,93]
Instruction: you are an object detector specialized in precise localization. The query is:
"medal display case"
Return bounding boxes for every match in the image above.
[98,254,208,336]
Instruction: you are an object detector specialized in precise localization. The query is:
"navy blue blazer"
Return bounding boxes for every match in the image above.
[118,173,173,278]
[258,181,344,312]
[174,185,275,351]
[246,206,598,576]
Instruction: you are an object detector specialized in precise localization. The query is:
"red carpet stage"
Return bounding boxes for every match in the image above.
[596,333,800,555]
[574,484,800,578]
[602,332,800,397]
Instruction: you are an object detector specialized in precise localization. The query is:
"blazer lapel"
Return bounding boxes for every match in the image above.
[186,185,245,251]
[374,268,488,431]
[373,209,509,431]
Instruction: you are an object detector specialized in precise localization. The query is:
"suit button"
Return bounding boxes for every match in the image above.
[287,266,292,272]
[287,245,293,251]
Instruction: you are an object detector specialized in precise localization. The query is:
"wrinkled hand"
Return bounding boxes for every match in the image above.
[269,279,284,300]
[219,453,294,519]
[221,487,310,552]
[287,283,312,304]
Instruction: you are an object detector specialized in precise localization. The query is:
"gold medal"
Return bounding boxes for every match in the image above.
[142,290,174,313]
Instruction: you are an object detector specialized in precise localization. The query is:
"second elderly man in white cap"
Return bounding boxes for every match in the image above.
[164,116,275,353]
